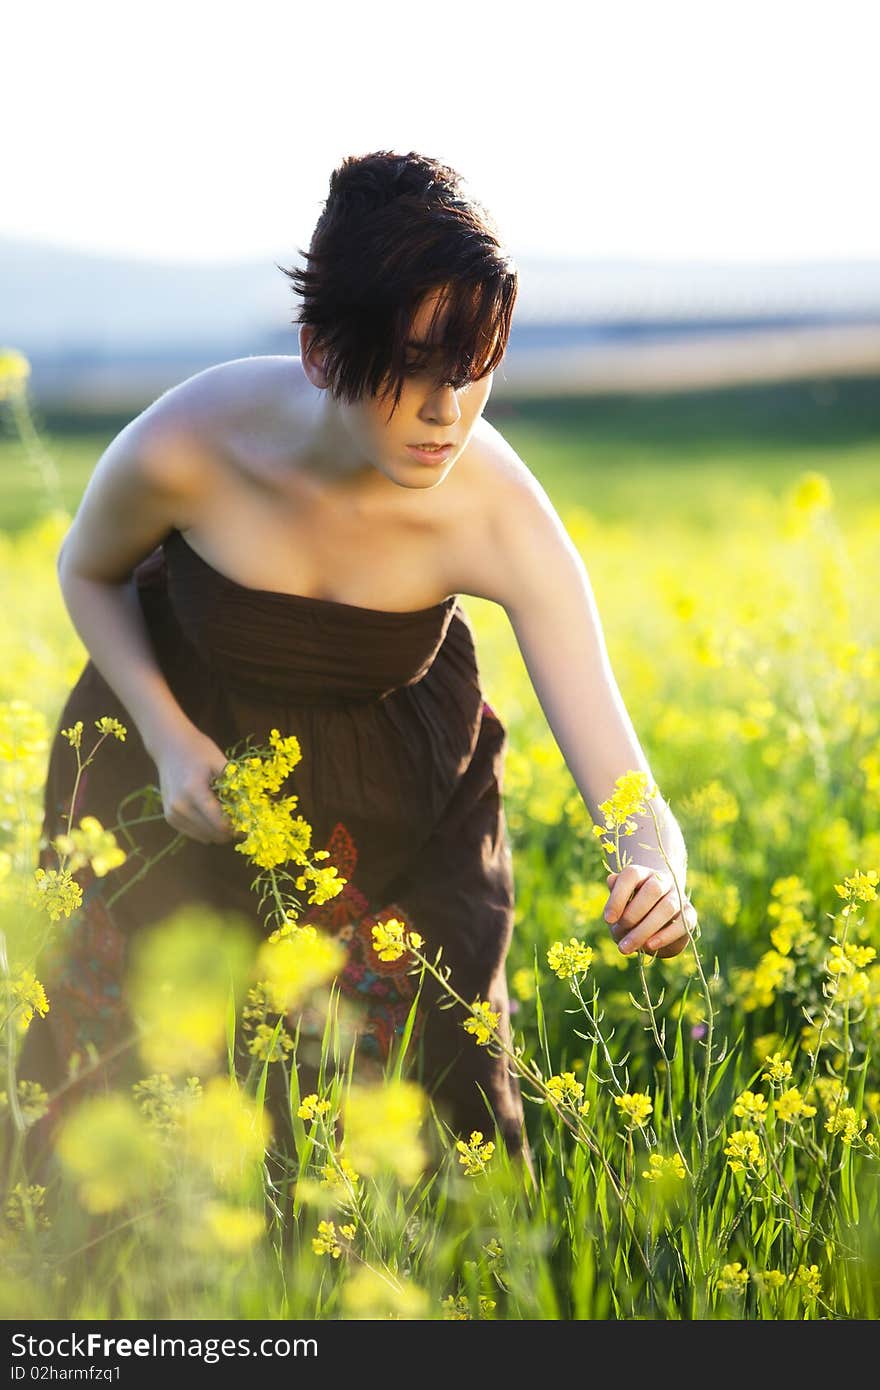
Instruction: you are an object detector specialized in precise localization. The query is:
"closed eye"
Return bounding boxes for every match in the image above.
[405,362,472,389]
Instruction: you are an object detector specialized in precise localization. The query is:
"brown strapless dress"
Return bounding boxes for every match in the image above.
[18,528,527,1165]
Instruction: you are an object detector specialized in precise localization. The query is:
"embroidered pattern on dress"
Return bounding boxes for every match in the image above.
[32,774,134,1105]
[304,821,425,1061]
[33,791,423,1086]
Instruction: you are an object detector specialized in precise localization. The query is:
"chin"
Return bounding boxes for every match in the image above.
[396,471,446,489]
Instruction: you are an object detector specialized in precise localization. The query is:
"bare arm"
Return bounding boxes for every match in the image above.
[56,399,234,843]
[474,425,695,957]
[57,416,204,756]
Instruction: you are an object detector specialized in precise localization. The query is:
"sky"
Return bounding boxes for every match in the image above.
[6,0,879,267]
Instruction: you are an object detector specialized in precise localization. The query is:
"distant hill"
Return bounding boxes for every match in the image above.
[4,235,880,352]
[3,236,880,405]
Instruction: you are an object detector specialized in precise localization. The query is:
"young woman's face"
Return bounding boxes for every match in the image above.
[305,287,495,491]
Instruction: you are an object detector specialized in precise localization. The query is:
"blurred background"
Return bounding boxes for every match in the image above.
[4,2,880,1326]
[3,1,879,428]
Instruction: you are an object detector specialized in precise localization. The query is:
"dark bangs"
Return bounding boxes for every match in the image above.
[383,272,517,415]
[276,151,518,419]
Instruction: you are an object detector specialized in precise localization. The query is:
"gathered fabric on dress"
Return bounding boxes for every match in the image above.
[19,527,527,1164]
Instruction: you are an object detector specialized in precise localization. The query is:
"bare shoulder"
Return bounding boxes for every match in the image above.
[453,416,566,608]
[130,355,298,489]
[143,354,293,442]
[468,415,562,526]
[58,359,285,581]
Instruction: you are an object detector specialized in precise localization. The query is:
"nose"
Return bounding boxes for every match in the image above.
[419,381,461,426]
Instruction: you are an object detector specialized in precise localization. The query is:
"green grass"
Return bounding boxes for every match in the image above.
[490,375,880,524]
[2,374,878,534]
[2,372,879,1318]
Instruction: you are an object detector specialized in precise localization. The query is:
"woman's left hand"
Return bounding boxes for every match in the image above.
[604,865,698,960]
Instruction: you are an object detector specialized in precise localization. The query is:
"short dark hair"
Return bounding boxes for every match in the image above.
[277,150,518,418]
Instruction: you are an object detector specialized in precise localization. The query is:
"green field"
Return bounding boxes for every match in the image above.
[2,374,879,1319]
[2,374,879,532]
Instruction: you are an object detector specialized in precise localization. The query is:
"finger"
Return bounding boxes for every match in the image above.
[204,785,235,827]
[646,906,698,954]
[604,866,657,924]
[643,919,690,953]
[208,810,235,841]
[192,795,233,843]
[618,893,682,954]
[608,872,669,934]
[654,935,689,959]
[622,874,671,926]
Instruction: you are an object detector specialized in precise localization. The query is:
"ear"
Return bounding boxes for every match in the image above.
[298,324,331,389]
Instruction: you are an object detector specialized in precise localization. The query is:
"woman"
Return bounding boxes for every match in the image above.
[20,150,696,1175]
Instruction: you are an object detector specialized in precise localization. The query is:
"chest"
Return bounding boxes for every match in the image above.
[192,448,464,610]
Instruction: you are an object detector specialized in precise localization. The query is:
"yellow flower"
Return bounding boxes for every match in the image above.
[546,1072,586,1109]
[724,1129,764,1174]
[826,942,876,974]
[825,1105,867,1144]
[312,1219,343,1259]
[0,349,31,400]
[455,1130,495,1176]
[811,1075,848,1111]
[94,716,127,742]
[751,1269,787,1292]
[732,1089,768,1123]
[791,1264,822,1300]
[614,1091,653,1128]
[774,1088,817,1123]
[463,998,501,1047]
[642,1153,687,1182]
[767,876,816,955]
[319,1156,361,1191]
[791,471,832,514]
[256,926,345,1014]
[131,1073,202,1130]
[760,1051,793,1084]
[191,1201,265,1254]
[546,938,594,980]
[594,770,658,832]
[4,1183,50,1232]
[344,1080,427,1185]
[180,1076,271,1190]
[833,869,878,904]
[53,815,127,877]
[56,1094,163,1213]
[342,1267,429,1319]
[510,967,535,1002]
[61,721,83,749]
[213,733,346,897]
[128,909,254,1076]
[442,1293,496,1320]
[246,1021,295,1062]
[267,727,303,777]
[679,780,740,828]
[371,917,424,962]
[7,970,49,1032]
[0,1080,50,1126]
[717,1262,748,1293]
[29,866,83,921]
[566,881,609,924]
[298,1093,331,1122]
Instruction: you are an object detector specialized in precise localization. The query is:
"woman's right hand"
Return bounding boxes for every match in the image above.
[152,723,237,845]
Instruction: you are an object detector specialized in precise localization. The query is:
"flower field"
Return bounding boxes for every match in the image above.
[1,361,879,1319]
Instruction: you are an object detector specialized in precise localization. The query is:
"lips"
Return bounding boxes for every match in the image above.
[406,443,454,463]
